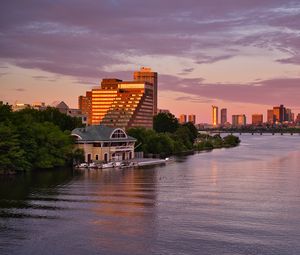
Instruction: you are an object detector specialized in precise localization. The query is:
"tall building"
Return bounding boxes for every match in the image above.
[252,114,263,125]
[220,108,227,125]
[273,105,285,123]
[78,68,157,129]
[79,91,92,125]
[232,114,246,127]
[285,108,293,122]
[267,109,275,124]
[133,67,158,115]
[296,113,300,124]
[212,106,218,126]
[95,80,154,129]
[188,114,196,124]
[179,114,187,124]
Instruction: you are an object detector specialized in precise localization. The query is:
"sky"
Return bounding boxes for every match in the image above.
[0,0,300,123]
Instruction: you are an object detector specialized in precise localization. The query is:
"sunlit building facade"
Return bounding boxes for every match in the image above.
[212,105,218,126]
[78,91,92,125]
[252,114,263,125]
[179,114,187,124]
[133,67,158,115]
[81,79,153,129]
[267,109,274,124]
[188,114,196,124]
[220,108,227,125]
[232,114,246,127]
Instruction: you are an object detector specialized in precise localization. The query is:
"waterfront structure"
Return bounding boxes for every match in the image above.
[133,67,158,115]
[179,114,187,124]
[212,106,218,126]
[188,114,196,124]
[252,114,263,125]
[220,108,227,125]
[232,114,246,127]
[71,125,136,163]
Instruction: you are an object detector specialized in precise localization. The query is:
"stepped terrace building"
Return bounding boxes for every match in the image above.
[71,125,136,163]
[79,76,155,129]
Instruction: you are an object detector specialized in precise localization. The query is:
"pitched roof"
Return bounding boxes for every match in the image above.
[71,125,136,142]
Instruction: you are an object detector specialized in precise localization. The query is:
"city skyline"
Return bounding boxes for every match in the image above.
[1,1,300,123]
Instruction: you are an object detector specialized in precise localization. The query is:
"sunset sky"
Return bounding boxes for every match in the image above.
[1,0,300,123]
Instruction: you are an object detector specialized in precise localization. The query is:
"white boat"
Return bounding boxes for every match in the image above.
[88,162,98,169]
[76,163,88,168]
[101,162,115,169]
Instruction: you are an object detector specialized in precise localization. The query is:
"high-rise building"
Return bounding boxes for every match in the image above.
[232,114,246,127]
[79,91,92,125]
[179,114,187,124]
[296,113,300,124]
[78,68,157,129]
[252,114,263,125]
[188,114,196,124]
[273,105,285,123]
[267,109,275,124]
[133,67,158,115]
[285,108,293,122]
[220,108,227,125]
[212,105,218,126]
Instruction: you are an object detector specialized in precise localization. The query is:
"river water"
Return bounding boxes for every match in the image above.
[0,134,300,255]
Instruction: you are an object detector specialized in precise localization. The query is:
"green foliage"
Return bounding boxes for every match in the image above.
[0,121,29,173]
[223,135,241,147]
[0,104,83,173]
[153,112,179,133]
[195,134,240,151]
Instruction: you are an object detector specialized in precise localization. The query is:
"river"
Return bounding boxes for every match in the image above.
[0,134,300,255]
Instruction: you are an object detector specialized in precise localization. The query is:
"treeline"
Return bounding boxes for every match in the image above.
[0,103,84,174]
[128,112,240,158]
[195,134,240,150]
[128,113,198,157]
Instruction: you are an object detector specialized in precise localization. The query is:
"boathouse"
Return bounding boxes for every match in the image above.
[71,125,136,163]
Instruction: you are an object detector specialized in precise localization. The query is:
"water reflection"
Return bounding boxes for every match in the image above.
[0,135,300,255]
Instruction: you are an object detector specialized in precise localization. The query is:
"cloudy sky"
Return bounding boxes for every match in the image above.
[0,0,300,122]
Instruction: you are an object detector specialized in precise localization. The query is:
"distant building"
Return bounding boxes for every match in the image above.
[51,101,69,114]
[267,109,275,124]
[296,114,300,124]
[220,108,227,125]
[273,105,285,123]
[78,91,92,125]
[232,114,246,127]
[212,105,218,126]
[285,108,293,122]
[252,114,263,125]
[158,109,170,114]
[32,102,46,110]
[71,125,136,163]
[12,102,30,111]
[179,114,187,124]
[133,67,158,115]
[188,114,196,124]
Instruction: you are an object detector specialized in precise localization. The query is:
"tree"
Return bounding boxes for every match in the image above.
[0,122,29,173]
[153,112,179,133]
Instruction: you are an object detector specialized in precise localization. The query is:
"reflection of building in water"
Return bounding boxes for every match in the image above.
[87,168,157,254]
[71,125,136,163]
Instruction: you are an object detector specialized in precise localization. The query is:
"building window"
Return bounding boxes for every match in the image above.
[95,155,99,160]
[111,128,127,139]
